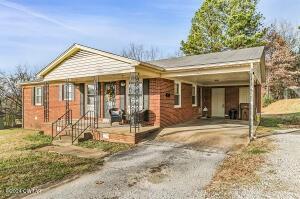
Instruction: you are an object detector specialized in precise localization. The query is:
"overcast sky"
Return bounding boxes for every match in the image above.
[0,0,299,73]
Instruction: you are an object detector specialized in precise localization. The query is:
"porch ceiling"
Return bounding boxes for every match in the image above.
[179,71,250,86]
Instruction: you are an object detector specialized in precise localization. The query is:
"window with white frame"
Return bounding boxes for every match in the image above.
[174,81,181,108]
[63,83,74,101]
[35,87,42,106]
[192,84,197,106]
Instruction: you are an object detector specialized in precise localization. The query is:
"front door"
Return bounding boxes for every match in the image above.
[86,84,95,112]
[212,88,225,117]
[104,82,116,118]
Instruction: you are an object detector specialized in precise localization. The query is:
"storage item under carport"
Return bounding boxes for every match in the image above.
[229,109,238,119]
[240,103,249,120]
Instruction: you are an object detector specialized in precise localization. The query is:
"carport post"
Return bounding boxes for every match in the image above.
[249,63,255,140]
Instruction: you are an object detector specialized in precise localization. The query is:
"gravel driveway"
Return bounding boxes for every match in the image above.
[232,130,300,199]
[27,141,225,199]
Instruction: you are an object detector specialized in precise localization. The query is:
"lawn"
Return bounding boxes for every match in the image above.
[0,129,103,199]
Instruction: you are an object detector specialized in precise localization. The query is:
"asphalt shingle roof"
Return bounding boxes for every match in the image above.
[148,46,265,69]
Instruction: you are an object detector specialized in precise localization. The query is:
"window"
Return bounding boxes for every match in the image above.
[35,87,42,106]
[192,84,197,106]
[174,81,181,108]
[63,83,74,101]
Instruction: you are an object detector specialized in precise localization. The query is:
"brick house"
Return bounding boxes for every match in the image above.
[21,44,265,144]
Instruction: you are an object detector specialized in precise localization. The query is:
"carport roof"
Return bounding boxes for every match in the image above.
[148,46,265,69]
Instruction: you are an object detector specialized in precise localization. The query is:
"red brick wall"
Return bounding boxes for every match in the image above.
[23,84,81,130]
[155,78,200,127]
[23,82,124,132]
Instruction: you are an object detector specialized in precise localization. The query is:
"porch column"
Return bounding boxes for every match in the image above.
[249,63,255,140]
[129,72,141,133]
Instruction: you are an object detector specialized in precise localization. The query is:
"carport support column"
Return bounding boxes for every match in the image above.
[249,63,255,140]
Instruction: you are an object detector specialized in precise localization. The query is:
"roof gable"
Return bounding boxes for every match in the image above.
[37,43,139,78]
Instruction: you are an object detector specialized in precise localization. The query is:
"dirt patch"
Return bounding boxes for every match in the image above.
[125,162,170,187]
[147,163,169,184]
[205,137,274,198]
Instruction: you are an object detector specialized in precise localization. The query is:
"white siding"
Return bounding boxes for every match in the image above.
[44,50,133,81]
[239,87,250,103]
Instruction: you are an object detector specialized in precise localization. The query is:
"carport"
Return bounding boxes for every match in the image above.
[156,46,266,140]
[157,118,249,152]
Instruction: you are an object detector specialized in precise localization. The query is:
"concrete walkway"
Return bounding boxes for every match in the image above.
[27,140,225,199]
[36,144,108,159]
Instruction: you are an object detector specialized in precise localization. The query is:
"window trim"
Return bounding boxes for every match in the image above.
[35,86,42,106]
[174,81,181,108]
[192,84,197,107]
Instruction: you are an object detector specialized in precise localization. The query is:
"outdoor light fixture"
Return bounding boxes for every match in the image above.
[120,81,126,87]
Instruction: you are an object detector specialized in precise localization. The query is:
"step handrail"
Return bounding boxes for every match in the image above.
[71,111,94,144]
[51,109,72,140]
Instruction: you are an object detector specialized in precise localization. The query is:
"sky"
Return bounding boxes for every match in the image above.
[0,0,300,73]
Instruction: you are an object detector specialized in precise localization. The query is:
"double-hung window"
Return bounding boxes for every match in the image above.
[34,87,42,106]
[174,81,181,108]
[192,84,197,106]
[63,83,74,101]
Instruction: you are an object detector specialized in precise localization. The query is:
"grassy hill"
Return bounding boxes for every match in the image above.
[262,99,300,115]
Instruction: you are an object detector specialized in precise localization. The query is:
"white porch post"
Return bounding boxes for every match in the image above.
[249,63,255,140]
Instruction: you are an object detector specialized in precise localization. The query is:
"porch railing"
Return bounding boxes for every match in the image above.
[51,109,72,141]
[71,111,94,144]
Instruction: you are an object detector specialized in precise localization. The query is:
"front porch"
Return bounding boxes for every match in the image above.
[93,123,160,144]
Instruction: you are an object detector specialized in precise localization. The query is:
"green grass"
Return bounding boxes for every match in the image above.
[0,128,103,199]
[0,152,102,199]
[77,140,133,154]
[247,147,268,154]
[22,133,52,150]
[260,112,300,127]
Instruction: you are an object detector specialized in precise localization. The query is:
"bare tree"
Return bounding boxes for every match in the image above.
[0,65,35,126]
[121,43,162,61]
[272,20,300,53]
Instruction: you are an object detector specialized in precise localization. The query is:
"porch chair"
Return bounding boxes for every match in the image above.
[109,108,125,126]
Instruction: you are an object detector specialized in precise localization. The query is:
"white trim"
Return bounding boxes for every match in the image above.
[174,80,181,108]
[192,84,197,107]
[164,59,261,71]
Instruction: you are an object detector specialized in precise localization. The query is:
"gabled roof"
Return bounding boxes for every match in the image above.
[148,46,265,69]
[37,43,141,77]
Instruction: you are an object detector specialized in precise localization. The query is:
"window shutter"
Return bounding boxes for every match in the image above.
[120,81,126,111]
[79,83,85,116]
[41,86,44,106]
[97,82,101,117]
[71,84,75,101]
[59,84,63,101]
[31,87,35,106]
[143,79,149,110]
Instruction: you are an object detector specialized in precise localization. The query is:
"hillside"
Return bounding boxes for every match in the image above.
[262,99,300,115]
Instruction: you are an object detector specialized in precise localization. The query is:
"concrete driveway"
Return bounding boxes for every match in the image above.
[157,118,249,152]
[27,118,248,199]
